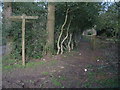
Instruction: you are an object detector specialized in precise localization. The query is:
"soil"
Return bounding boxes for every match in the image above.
[2,41,119,88]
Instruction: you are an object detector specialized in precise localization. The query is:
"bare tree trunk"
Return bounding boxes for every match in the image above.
[60,20,71,54]
[68,33,72,52]
[3,2,12,29]
[64,41,68,50]
[57,9,69,55]
[3,2,12,55]
[71,41,74,50]
[60,29,68,54]
[46,3,55,55]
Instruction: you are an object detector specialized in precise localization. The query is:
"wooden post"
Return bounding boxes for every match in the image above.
[22,14,26,66]
[9,14,38,66]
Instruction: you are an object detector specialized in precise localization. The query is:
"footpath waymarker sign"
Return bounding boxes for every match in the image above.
[9,14,38,66]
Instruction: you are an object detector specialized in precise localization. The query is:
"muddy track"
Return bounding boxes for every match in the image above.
[2,42,119,88]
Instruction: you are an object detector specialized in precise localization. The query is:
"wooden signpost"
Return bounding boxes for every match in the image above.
[9,14,38,66]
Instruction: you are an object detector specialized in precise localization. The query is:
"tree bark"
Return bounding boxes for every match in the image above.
[57,9,69,55]
[68,33,72,52]
[3,2,12,55]
[46,3,55,55]
[3,2,12,29]
[60,20,71,54]
[71,41,74,50]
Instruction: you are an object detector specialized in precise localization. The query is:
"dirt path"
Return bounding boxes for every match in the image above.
[2,42,119,88]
